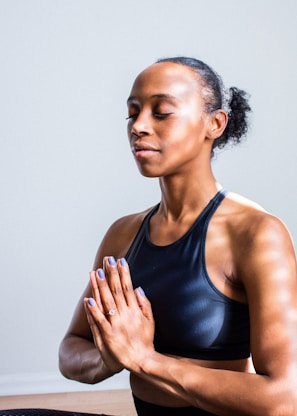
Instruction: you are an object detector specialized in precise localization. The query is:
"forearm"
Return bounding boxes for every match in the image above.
[138,352,294,416]
[59,335,117,384]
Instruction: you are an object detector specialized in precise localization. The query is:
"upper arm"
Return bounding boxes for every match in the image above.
[62,211,148,341]
[239,214,297,378]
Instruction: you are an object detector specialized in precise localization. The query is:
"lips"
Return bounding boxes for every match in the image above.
[131,142,160,157]
[132,142,159,152]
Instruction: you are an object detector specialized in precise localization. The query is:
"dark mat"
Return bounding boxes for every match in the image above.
[0,410,112,416]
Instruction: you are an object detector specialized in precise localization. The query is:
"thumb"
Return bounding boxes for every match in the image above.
[135,287,154,322]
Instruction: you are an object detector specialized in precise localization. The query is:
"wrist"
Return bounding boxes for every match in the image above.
[136,350,164,377]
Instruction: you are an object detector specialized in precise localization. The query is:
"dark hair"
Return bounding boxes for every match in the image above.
[156,57,251,156]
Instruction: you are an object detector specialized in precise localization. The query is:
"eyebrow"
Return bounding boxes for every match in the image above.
[127,93,177,104]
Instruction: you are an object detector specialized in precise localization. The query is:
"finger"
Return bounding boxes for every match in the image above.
[117,257,139,307]
[84,299,124,373]
[89,271,103,312]
[103,256,132,311]
[135,287,154,322]
[93,264,119,316]
[84,300,98,335]
[84,298,110,352]
[84,298,102,328]
[84,296,115,335]
[91,269,118,317]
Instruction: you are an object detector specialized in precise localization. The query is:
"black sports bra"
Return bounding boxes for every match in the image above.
[126,190,250,360]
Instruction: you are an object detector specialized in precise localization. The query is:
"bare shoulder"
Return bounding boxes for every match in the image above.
[93,206,154,269]
[221,194,297,383]
[221,192,296,281]
[222,192,294,244]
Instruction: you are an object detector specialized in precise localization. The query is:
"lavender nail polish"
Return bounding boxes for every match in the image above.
[138,286,145,297]
[120,257,127,267]
[108,256,116,266]
[97,268,105,279]
[88,298,96,307]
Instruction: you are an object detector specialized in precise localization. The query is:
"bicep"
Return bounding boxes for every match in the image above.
[63,213,144,340]
[241,217,297,377]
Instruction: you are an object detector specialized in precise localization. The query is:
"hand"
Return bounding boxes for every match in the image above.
[84,281,123,375]
[85,256,155,373]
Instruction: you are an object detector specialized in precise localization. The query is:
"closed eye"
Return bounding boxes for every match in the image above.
[125,112,173,121]
[154,112,173,119]
[126,114,138,120]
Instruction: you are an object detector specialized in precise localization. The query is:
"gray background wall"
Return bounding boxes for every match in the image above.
[0,0,296,395]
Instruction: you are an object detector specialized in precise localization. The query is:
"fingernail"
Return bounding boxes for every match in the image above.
[108,256,116,266]
[97,268,105,279]
[138,286,145,297]
[88,298,95,307]
[120,257,127,267]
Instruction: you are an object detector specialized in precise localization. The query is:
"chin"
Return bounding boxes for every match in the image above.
[136,165,162,178]
[139,171,160,178]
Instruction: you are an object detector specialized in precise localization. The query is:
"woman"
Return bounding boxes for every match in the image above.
[59,57,297,415]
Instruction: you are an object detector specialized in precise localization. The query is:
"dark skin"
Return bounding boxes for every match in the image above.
[59,62,297,415]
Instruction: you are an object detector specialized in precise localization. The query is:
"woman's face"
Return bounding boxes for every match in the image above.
[127,62,213,178]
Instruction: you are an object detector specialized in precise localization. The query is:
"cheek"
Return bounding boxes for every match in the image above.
[163,119,207,159]
[181,114,208,142]
[164,116,205,143]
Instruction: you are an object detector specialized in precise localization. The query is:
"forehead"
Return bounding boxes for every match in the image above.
[129,62,201,101]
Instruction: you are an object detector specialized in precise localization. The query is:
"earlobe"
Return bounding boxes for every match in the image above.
[206,110,228,141]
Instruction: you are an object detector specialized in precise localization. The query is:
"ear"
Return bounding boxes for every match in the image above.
[206,110,228,141]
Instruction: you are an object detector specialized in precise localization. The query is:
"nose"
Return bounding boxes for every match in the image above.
[129,111,152,138]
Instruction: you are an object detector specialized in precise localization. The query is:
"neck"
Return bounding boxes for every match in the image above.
[158,165,220,220]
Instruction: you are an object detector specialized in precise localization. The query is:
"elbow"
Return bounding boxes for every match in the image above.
[58,339,74,380]
[58,336,106,385]
[58,356,71,381]
[58,337,82,382]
